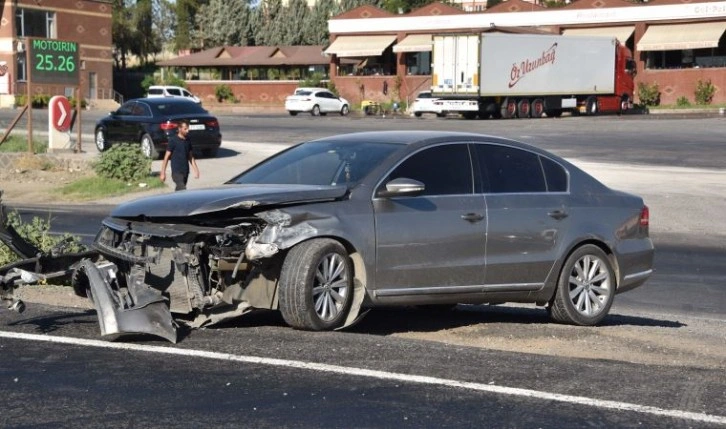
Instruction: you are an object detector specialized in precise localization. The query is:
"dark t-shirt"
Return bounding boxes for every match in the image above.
[167,134,192,175]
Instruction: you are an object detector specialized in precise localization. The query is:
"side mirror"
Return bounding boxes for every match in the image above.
[377,177,425,198]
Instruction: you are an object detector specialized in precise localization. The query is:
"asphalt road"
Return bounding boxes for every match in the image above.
[2,110,726,428]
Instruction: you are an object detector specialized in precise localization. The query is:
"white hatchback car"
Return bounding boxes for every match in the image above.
[411,91,445,117]
[147,85,201,104]
[285,88,349,116]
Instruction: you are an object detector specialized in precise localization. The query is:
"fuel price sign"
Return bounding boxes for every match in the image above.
[28,38,79,85]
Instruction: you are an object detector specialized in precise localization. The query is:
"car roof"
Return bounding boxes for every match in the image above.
[306,131,555,154]
[131,97,200,105]
[149,85,185,90]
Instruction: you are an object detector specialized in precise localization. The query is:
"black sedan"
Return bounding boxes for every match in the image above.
[94,98,222,159]
[72,131,654,342]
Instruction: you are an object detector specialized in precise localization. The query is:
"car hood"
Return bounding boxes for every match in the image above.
[110,184,349,218]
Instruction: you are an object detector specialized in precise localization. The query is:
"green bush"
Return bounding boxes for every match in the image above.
[215,84,235,102]
[69,96,88,109]
[31,94,50,108]
[637,82,661,107]
[300,73,325,88]
[694,79,715,105]
[93,143,151,182]
[141,74,158,93]
[0,211,86,267]
[676,96,691,107]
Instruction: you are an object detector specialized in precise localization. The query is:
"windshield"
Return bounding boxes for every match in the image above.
[228,141,401,186]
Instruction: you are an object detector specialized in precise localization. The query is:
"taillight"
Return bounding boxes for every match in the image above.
[205,119,219,127]
[639,205,649,227]
[160,121,178,131]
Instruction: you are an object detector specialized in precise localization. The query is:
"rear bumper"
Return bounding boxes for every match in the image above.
[615,238,655,294]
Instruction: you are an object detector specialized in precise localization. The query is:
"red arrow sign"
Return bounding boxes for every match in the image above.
[50,96,72,132]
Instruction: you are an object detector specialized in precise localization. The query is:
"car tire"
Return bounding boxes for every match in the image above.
[340,105,350,116]
[278,238,353,331]
[549,244,615,326]
[289,111,298,116]
[436,112,447,118]
[140,134,157,159]
[414,112,422,117]
[95,128,109,152]
[311,105,321,116]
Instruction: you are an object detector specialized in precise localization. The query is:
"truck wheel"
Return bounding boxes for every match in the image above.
[532,99,545,118]
[278,238,353,331]
[462,112,477,120]
[517,99,531,118]
[501,98,517,119]
[619,96,630,115]
[586,97,599,116]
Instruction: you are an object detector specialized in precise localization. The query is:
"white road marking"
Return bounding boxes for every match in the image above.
[1,330,725,425]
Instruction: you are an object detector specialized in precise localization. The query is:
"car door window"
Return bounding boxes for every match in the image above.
[168,88,182,96]
[384,144,473,195]
[475,144,546,193]
[540,156,568,192]
[116,102,134,115]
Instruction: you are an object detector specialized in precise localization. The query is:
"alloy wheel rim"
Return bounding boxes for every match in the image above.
[312,252,349,321]
[96,131,104,150]
[568,254,611,316]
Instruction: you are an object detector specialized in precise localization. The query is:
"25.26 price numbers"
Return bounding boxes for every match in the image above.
[34,54,76,73]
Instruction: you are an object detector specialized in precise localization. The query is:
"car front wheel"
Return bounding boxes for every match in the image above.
[340,105,349,116]
[95,128,109,152]
[278,238,353,331]
[311,105,321,116]
[549,244,615,326]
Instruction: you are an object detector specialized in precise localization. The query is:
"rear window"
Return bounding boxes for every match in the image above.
[417,92,432,99]
[148,88,163,96]
[151,102,207,115]
[294,90,312,96]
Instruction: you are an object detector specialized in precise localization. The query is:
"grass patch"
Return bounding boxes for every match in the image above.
[58,175,166,200]
[0,135,48,153]
[649,103,726,110]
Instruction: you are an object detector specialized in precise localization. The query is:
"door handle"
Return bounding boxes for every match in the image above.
[548,209,569,220]
[461,212,485,223]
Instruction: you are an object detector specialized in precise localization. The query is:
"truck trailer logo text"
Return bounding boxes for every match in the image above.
[509,43,558,88]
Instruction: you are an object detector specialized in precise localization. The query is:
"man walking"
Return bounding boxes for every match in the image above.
[160,120,200,191]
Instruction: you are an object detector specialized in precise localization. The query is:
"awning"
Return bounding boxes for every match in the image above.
[324,35,397,57]
[637,22,726,51]
[393,34,433,53]
[562,26,634,43]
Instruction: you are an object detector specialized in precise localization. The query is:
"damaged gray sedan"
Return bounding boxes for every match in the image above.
[71,131,654,342]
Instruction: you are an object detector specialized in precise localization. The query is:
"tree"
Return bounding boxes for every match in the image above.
[284,0,310,45]
[174,0,209,51]
[253,0,285,45]
[112,0,139,70]
[195,0,252,48]
[134,0,161,65]
[152,0,176,50]
[303,0,339,45]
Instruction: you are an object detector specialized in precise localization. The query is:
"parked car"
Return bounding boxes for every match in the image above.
[73,131,654,342]
[412,91,445,117]
[285,87,350,116]
[94,98,222,159]
[147,85,202,104]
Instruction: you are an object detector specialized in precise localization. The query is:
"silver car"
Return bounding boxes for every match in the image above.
[74,131,654,342]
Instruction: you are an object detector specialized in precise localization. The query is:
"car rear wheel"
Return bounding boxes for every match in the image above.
[311,105,321,116]
[278,238,353,331]
[95,128,109,152]
[549,244,615,326]
[340,105,349,116]
[414,112,423,117]
[140,134,157,159]
[289,111,298,116]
